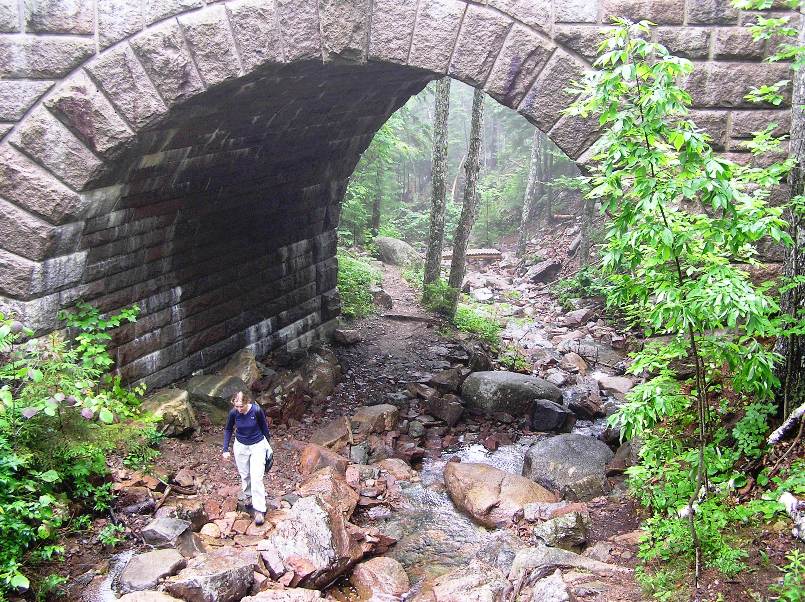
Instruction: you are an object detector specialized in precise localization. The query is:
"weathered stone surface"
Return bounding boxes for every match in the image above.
[220,350,261,387]
[333,328,361,345]
[408,0,465,73]
[310,418,352,449]
[141,517,191,547]
[0,249,85,299]
[142,389,199,437]
[369,0,418,63]
[144,0,204,25]
[226,0,284,71]
[44,71,134,157]
[688,0,740,24]
[301,349,341,398]
[130,20,205,106]
[686,62,792,109]
[714,27,766,60]
[86,44,168,128]
[297,466,359,519]
[431,560,508,602]
[0,0,19,32]
[448,5,511,86]
[299,443,348,475]
[186,374,250,410]
[533,511,590,550]
[522,434,614,501]
[530,570,575,602]
[510,543,629,581]
[531,399,576,433]
[594,374,634,398]
[155,498,209,532]
[119,549,187,594]
[553,25,608,61]
[350,556,410,601]
[461,371,562,416]
[98,0,144,49]
[164,547,256,602]
[426,396,464,427]
[487,0,551,33]
[118,593,184,602]
[179,7,241,86]
[352,404,399,433]
[555,0,597,23]
[444,462,557,527]
[242,590,323,602]
[276,0,321,61]
[731,109,791,139]
[549,111,600,160]
[0,80,53,121]
[375,457,416,481]
[0,197,81,261]
[689,110,728,150]
[519,48,584,131]
[374,236,422,266]
[656,27,711,59]
[0,36,93,78]
[319,0,370,62]
[485,24,553,107]
[25,0,93,34]
[601,0,684,24]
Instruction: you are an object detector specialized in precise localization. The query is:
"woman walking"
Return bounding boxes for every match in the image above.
[222,391,272,525]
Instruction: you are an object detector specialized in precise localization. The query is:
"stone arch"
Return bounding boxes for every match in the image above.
[0,0,792,386]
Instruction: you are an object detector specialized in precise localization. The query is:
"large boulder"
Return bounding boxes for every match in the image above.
[532,511,591,550]
[185,374,250,424]
[299,443,348,476]
[301,350,341,399]
[509,543,629,581]
[350,557,410,601]
[522,434,614,501]
[530,399,576,433]
[219,350,261,387]
[164,547,256,602]
[426,396,464,427]
[530,570,575,602]
[297,466,359,520]
[374,236,422,266]
[430,560,508,602]
[352,404,399,434]
[257,496,372,589]
[141,518,191,547]
[141,389,198,437]
[155,498,209,532]
[444,462,557,528]
[117,549,186,594]
[461,372,562,417]
[309,418,352,450]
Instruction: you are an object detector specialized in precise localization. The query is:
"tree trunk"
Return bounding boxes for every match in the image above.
[448,88,485,316]
[579,197,595,267]
[516,130,542,258]
[542,148,554,226]
[371,160,381,235]
[424,77,451,291]
[777,9,805,417]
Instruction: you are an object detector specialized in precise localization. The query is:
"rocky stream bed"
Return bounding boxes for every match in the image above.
[59,252,648,602]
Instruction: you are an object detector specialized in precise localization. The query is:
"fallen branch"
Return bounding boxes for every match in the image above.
[154,484,172,512]
[768,401,805,446]
[779,492,805,542]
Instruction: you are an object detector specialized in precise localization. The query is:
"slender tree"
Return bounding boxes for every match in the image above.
[516,130,543,257]
[423,77,451,293]
[448,88,486,316]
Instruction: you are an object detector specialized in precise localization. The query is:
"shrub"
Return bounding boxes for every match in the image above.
[337,253,382,319]
[453,305,501,348]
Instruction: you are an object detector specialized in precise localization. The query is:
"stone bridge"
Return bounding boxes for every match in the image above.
[0,0,793,387]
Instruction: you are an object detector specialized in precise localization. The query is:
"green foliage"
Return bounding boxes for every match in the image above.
[337,253,382,320]
[552,266,612,311]
[498,345,530,372]
[0,305,143,596]
[422,279,457,316]
[453,305,501,348]
[123,426,163,472]
[773,549,805,602]
[97,523,125,548]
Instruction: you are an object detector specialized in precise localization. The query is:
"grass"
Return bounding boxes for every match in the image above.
[337,252,382,319]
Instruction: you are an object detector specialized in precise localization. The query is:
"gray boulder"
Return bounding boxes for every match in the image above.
[374,236,422,266]
[461,371,562,417]
[185,374,249,424]
[431,560,508,602]
[219,350,261,387]
[141,389,198,437]
[164,547,256,602]
[530,569,576,602]
[118,593,184,602]
[522,434,614,501]
[509,543,629,581]
[532,511,590,550]
[141,518,191,547]
[531,399,576,433]
[117,549,186,594]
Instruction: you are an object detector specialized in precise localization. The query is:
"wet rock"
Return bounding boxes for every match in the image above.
[407,382,439,400]
[509,543,629,581]
[545,368,573,388]
[257,496,375,588]
[522,434,614,501]
[118,549,186,594]
[426,396,464,427]
[428,367,464,393]
[467,346,493,372]
[408,420,425,438]
[562,379,602,420]
[560,352,588,375]
[531,569,575,602]
[261,372,306,424]
[532,511,591,550]
[370,286,394,309]
[241,589,323,601]
[299,443,348,476]
[333,329,362,345]
[141,517,191,547]
[350,556,410,600]
[220,350,261,388]
[524,259,562,284]
[606,441,635,476]
[164,547,256,601]
[186,375,250,424]
[476,530,528,573]
[155,498,208,532]
[563,308,594,327]
[297,466,359,520]
[375,458,416,481]
[352,404,399,433]
[431,560,508,601]
[461,371,562,416]
[530,399,576,433]
[349,443,370,465]
[118,593,184,602]
[444,462,557,528]
[594,374,634,398]
[141,389,199,437]
[310,418,351,450]
[301,350,341,399]
[374,237,423,266]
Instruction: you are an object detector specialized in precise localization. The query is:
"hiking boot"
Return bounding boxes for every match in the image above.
[254,511,265,526]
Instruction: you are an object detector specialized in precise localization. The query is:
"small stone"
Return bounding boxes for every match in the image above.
[333,329,362,345]
[141,517,191,547]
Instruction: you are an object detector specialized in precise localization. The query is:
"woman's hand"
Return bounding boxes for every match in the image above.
[222,451,231,462]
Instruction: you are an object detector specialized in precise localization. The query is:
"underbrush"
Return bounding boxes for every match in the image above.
[336,252,382,320]
[552,265,611,312]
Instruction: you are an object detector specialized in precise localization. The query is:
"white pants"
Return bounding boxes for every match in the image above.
[233,438,271,513]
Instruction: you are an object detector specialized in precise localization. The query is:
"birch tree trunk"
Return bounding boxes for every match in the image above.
[448,88,485,317]
[424,77,451,293]
[516,130,542,258]
[777,10,805,417]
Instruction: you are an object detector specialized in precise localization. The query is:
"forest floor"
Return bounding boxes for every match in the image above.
[38,231,801,602]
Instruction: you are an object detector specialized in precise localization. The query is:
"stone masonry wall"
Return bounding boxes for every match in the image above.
[0,0,794,387]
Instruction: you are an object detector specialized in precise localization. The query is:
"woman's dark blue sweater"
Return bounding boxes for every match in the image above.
[222,404,270,451]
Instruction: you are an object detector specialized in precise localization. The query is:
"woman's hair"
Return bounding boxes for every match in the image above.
[230,390,247,405]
